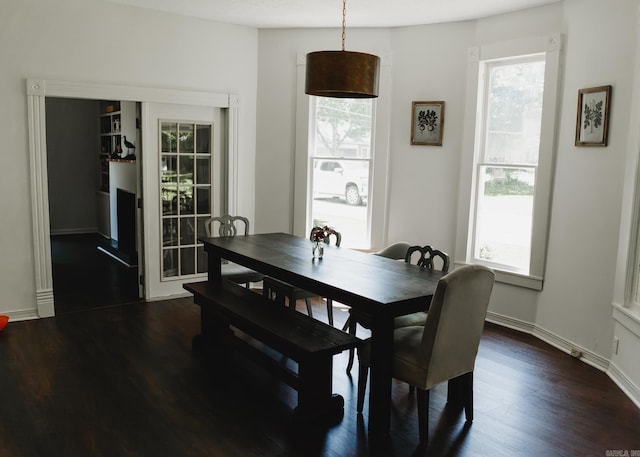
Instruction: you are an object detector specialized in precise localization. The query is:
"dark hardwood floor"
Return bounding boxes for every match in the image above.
[50,233,140,314]
[1,295,638,457]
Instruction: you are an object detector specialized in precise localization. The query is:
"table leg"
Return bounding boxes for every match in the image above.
[192,249,226,354]
[207,250,222,284]
[294,355,344,424]
[368,313,394,438]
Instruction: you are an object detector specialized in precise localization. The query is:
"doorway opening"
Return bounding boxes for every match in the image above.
[45,97,143,313]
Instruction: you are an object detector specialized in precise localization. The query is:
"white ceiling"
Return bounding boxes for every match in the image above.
[101,0,560,28]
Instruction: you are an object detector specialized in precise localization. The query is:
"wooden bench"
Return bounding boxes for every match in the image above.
[184,280,362,422]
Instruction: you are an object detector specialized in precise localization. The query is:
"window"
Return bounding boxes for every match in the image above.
[457,35,562,290]
[160,121,213,279]
[473,56,544,273]
[308,97,373,249]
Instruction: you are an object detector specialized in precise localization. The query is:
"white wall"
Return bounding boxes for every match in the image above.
[254,0,640,404]
[535,0,635,358]
[0,0,258,316]
[45,98,100,234]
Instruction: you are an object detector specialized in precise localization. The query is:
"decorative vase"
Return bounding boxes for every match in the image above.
[312,241,324,259]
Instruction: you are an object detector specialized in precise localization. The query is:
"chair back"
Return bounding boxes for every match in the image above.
[374,241,411,260]
[419,264,494,389]
[205,215,250,238]
[406,245,450,273]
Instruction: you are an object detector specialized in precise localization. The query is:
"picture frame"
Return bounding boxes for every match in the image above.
[411,101,445,146]
[575,85,611,147]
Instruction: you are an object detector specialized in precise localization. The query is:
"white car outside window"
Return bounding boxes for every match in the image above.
[313,160,368,206]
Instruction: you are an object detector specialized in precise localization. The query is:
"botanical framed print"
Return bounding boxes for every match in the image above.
[575,85,611,147]
[411,101,445,146]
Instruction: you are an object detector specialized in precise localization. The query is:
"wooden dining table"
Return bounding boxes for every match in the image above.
[201,232,443,439]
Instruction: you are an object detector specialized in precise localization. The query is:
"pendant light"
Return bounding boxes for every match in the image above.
[305,0,380,99]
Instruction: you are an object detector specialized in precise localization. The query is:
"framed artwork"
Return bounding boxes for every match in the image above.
[575,85,611,147]
[411,101,445,146]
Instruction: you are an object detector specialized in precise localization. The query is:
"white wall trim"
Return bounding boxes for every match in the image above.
[487,311,610,371]
[486,310,536,333]
[609,361,640,409]
[613,302,640,338]
[488,311,640,408]
[26,78,239,318]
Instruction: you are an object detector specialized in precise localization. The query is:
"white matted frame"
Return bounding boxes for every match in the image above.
[574,85,612,147]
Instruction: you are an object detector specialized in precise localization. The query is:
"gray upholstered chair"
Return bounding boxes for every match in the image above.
[343,241,411,373]
[344,244,450,374]
[262,228,342,325]
[204,215,265,287]
[356,264,495,445]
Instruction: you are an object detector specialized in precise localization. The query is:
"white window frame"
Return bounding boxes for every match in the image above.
[293,52,392,250]
[307,96,374,248]
[455,35,562,290]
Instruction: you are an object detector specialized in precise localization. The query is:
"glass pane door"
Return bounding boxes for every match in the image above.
[160,121,212,279]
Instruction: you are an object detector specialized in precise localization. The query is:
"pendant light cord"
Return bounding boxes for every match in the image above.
[341,0,346,51]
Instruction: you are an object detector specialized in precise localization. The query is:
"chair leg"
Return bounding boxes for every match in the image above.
[345,317,357,374]
[356,364,369,413]
[326,298,334,326]
[463,372,474,422]
[304,298,313,317]
[416,388,430,444]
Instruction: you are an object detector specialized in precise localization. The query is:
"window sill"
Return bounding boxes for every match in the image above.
[612,302,640,338]
[454,261,543,290]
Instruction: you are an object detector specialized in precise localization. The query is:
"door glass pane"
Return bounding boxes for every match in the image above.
[196,125,211,154]
[179,124,194,153]
[310,97,373,249]
[179,186,194,215]
[163,218,178,246]
[163,248,178,277]
[179,156,194,184]
[180,247,195,275]
[161,122,177,152]
[196,157,211,184]
[161,186,178,216]
[196,245,207,274]
[196,187,211,215]
[180,217,195,245]
[161,155,177,183]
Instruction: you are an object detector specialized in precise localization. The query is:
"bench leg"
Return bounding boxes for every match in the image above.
[293,355,344,423]
[192,304,233,354]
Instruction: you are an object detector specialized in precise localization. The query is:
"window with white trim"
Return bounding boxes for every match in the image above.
[458,35,561,290]
[308,96,373,249]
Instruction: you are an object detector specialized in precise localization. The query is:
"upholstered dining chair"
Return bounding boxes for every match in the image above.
[262,228,341,324]
[204,215,265,287]
[344,244,450,374]
[356,264,495,446]
[342,241,411,373]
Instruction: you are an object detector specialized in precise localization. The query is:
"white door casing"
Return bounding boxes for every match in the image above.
[26,79,239,317]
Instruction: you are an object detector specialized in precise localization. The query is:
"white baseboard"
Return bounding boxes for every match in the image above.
[486,310,535,333]
[532,325,610,372]
[50,228,97,236]
[487,310,609,371]
[487,310,640,410]
[609,362,640,409]
[3,308,39,322]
